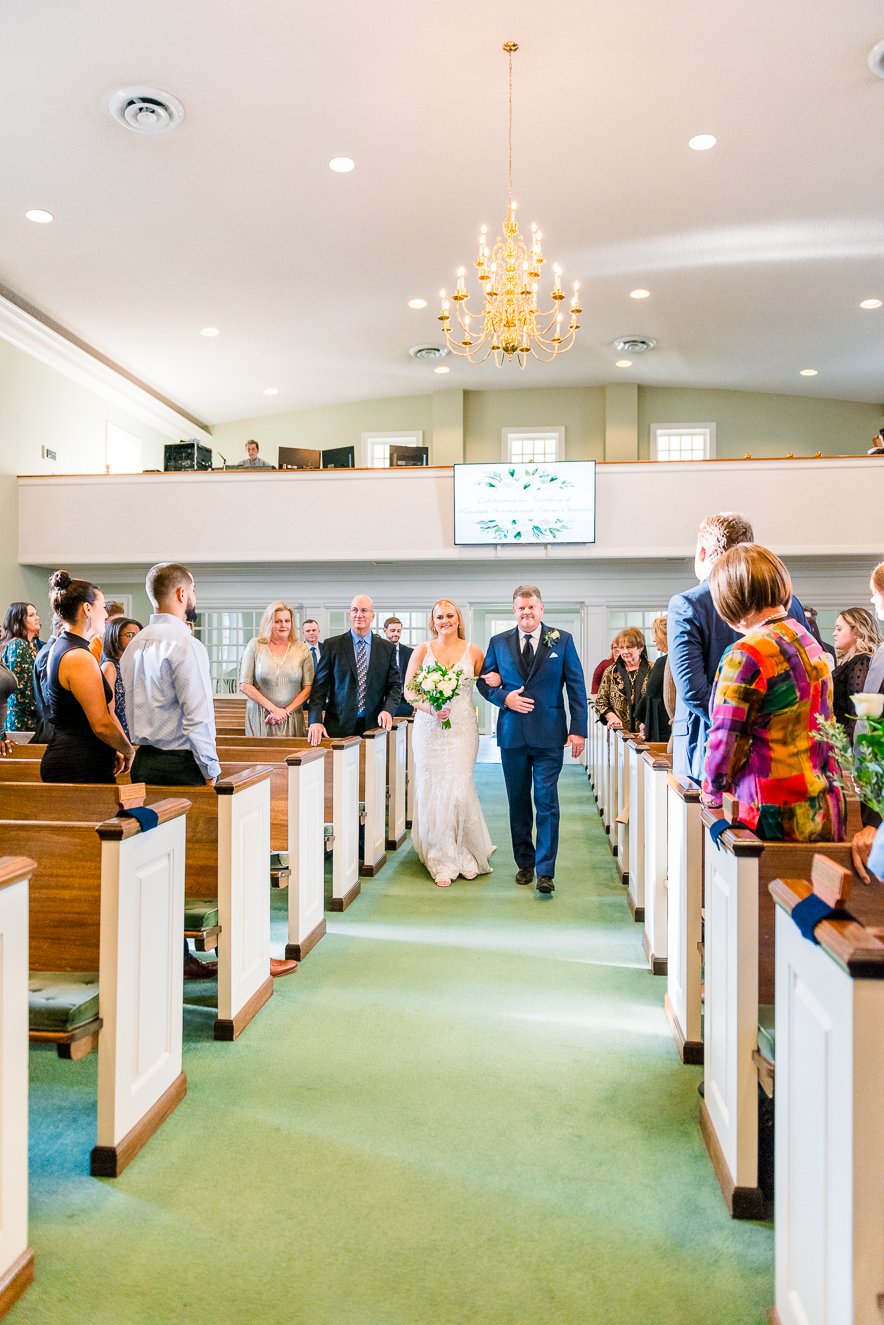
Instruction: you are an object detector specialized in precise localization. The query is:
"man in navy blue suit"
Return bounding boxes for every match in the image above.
[668,512,807,784]
[478,585,588,895]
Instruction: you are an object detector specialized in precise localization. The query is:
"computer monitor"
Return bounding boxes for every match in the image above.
[389,445,429,467]
[278,447,321,470]
[321,445,355,469]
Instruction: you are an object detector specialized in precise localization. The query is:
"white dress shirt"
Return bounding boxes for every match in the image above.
[520,625,542,658]
[120,613,220,780]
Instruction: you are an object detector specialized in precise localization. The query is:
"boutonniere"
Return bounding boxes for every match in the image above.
[543,630,560,648]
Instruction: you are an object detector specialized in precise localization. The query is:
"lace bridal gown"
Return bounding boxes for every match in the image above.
[411,642,495,884]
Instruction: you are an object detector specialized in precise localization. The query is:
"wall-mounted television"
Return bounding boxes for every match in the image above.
[453,461,596,545]
[322,445,355,469]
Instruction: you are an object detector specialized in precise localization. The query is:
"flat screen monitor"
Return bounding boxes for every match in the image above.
[389,445,429,467]
[453,461,597,545]
[278,447,321,470]
[322,445,355,469]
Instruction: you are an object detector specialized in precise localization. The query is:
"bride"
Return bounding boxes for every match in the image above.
[404,599,495,888]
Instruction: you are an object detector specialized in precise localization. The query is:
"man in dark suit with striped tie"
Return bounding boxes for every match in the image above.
[383,616,414,717]
[307,595,402,743]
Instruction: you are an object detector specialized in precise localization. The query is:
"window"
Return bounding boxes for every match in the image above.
[650,424,715,462]
[362,431,424,468]
[502,427,563,464]
[195,607,303,694]
[327,607,427,646]
[607,607,668,661]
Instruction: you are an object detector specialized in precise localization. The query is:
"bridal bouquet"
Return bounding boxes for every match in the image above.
[816,693,884,819]
[407,660,465,730]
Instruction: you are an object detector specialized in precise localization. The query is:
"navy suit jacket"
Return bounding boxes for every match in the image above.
[668,581,807,782]
[477,625,588,749]
[308,632,402,737]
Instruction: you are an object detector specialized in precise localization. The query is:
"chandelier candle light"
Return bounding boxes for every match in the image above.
[439,42,581,367]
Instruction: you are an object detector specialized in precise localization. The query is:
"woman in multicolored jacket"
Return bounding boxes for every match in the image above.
[702,543,845,842]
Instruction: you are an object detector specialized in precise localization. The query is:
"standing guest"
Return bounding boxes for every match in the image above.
[702,544,844,842]
[594,628,651,731]
[591,639,620,693]
[100,617,142,741]
[302,619,323,674]
[121,563,296,978]
[668,511,808,784]
[863,561,884,695]
[308,594,401,743]
[1,601,43,735]
[32,614,65,743]
[0,661,18,745]
[239,601,313,737]
[830,608,880,735]
[477,585,587,895]
[803,605,836,659]
[383,615,414,717]
[635,616,672,742]
[89,599,125,661]
[40,572,134,783]
[233,439,273,469]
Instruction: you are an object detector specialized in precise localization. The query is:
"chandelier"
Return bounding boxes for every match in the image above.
[438,41,581,367]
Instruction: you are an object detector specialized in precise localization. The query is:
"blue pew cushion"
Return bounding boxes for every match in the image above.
[29,973,100,1032]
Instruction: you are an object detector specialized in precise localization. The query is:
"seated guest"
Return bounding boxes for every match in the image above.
[831,608,880,736]
[233,439,273,469]
[594,628,651,731]
[100,617,143,741]
[1,600,43,735]
[635,615,672,743]
[591,638,620,693]
[240,601,313,737]
[89,598,125,661]
[40,571,134,784]
[702,544,845,842]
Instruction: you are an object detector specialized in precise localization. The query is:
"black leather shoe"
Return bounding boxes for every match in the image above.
[515,867,535,885]
[536,876,555,894]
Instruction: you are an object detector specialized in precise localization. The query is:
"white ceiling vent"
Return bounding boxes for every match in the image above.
[614,336,657,354]
[108,87,185,134]
[408,345,449,361]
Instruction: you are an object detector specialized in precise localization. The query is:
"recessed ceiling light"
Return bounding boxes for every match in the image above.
[630,289,650,300]
[688,134,717,151]
[860,298,882,309]
[263,387,279,396]
[25,209,53,224]
[408,298,428,310]
[200,326,220,337]
[329,157,355,173]
[615,359,633,368]
[433,365,450,375]
[799,368,818,377]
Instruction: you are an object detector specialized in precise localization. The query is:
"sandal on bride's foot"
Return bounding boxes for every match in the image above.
[434,878,452,888]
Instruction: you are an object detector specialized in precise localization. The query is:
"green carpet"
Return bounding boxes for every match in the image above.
[14,766,773,1324]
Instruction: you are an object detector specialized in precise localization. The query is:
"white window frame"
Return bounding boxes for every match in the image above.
[501,426,564,465]
[650,423,716,462]
[361,431,425,469]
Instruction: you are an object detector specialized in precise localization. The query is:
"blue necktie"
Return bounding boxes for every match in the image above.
[311,646,318,669]
[356,637,368,715]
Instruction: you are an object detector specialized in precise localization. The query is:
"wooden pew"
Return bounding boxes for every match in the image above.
[0,802,190,1176]
[213,696,246,735]
[0,857,35,1315]
[664,773,705,1064]
[641,744,672,972]
[614,729,633,882]
[0,772,275,1041]
[218,751,327,959]
[603,724,619,847]
[386,717,407,851]
[770,869,884,1325]
[699,813,881,1218]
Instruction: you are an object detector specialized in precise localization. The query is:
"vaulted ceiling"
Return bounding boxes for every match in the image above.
[2,0,883,423]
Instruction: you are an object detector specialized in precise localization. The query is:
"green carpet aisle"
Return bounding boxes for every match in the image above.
[13,766,773,1325]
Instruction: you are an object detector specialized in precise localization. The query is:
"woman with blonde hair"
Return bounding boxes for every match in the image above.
[703,543,844,841]
[240,600,313,737]
[403,598,494,888]
[831,607,881,735]
[594,626,651,730]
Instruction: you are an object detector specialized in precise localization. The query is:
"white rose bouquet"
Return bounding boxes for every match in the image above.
[816,693,884,819]
[407,660,465,730]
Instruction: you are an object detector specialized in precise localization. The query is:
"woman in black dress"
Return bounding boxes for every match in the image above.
[831,607,881,736]
[635,615,672,743]
[40,571,134,784]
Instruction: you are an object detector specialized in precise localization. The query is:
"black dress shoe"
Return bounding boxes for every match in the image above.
[536,876,555,894]
[515,867,535,885]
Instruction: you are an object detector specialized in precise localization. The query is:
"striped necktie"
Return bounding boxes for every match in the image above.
[310,645,318,669]
[356,636,368,714]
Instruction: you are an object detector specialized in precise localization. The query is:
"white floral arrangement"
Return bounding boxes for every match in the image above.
[407,660,465,730]
[543,629,560,648]
[816,692,884,819]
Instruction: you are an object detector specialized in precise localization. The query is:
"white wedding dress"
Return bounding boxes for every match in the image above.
[410,642,495,883]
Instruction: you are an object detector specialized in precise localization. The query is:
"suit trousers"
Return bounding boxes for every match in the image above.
[499,745,565,878]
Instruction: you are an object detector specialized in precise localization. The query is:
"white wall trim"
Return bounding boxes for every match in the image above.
[0,292,211,443]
